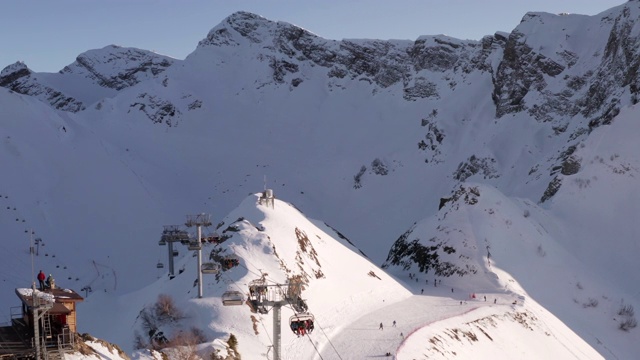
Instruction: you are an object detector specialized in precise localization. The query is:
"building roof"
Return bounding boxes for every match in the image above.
[15,287,84,313]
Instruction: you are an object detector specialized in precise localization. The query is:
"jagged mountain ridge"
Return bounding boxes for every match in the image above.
[0,2,639,358]
[0,45,175,111]
[4,5,639,203]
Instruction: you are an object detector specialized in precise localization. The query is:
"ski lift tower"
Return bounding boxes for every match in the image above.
[249,279,308,360]
[29,283,54,360]
[185,213,212,298]
[158,225,189,278]
[259,189,275,208]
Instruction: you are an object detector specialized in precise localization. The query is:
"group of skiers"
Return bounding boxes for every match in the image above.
[290,318,314,336]
[37,270,55,290]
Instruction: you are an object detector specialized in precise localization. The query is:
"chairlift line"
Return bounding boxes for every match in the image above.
[201,262,220,274]
[221,290,245,306]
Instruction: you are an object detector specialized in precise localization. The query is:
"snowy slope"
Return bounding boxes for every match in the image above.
[78,193,412,358]
[0,2,638,359]
[77,193,602,359]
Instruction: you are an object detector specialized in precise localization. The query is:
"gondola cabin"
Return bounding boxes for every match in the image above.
[221,291,244,306]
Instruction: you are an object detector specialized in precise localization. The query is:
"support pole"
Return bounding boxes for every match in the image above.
[273,303,281,360]
[197,225,203,298]
[168,242,175,277]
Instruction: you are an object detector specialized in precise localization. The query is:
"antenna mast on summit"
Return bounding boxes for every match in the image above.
[263,175,267,191]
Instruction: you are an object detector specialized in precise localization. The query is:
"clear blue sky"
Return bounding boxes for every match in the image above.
[0,0,625,73]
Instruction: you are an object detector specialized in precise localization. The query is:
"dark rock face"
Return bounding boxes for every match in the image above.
[383,186,481,277]
[129,93,181,126]
[492,29,564,118]
[199,12,490,96]
[409,38,461,73]
[0,62,31,86]
[453,155,499,182]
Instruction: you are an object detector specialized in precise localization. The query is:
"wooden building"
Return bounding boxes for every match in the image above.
[0,284,83,359]
[14,286,84,333]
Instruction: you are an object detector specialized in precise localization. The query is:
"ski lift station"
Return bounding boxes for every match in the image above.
[0,283,83,359]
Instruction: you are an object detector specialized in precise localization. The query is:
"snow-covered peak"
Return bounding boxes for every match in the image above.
[0,61,31,85]
[197,10,320,49]
[0,61,30,77]
[80,192,412,357]
[61,45,176,90]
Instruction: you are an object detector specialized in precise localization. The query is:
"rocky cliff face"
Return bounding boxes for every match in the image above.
[198,11,492,96]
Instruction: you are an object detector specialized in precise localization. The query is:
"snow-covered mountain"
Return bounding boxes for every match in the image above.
[0,1,638,358]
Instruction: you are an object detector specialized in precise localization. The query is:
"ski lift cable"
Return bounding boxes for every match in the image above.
[304,334,325,360]
[273,284,326,360]
[221,254,340,359]
[272,282,344,360]
[235,256,283,287]
[313,317,344,360]
[218,265,277,353]
[219,271,249,298]
[259,317,275,350]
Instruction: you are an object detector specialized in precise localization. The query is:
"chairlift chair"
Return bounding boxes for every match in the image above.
[207,232,222,244]
[172,250,179,257]
[221,254,240,270]
[289,313,315,335]
[187,241,202,251]
[201,262,220,274]
[158,238,167,246]
[221,291,245,306]
[156,262,164,269]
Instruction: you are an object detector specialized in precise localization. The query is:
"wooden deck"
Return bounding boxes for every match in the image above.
[0,322,33,358]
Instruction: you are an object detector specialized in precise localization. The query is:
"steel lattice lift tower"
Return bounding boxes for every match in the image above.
[185,213,212,298]
[242,278,311,360]
[158,225,189,278]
